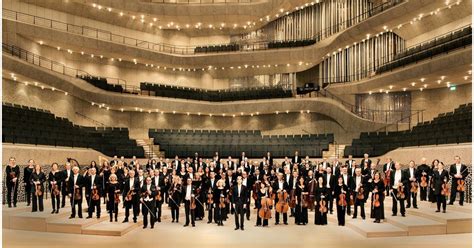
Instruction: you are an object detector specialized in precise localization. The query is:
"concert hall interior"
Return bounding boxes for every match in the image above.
[1,0,473,247]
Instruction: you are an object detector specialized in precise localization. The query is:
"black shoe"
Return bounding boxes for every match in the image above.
[284,223,288,225]
[460,203,464,206]
[275,223,279,225]
[143,226,147,229]
[406,206,410,209]
[192,224,195,227]
[158,219,161,222]
[86,216,92,219]
[241,227,244,230]
[123,219,129,223]
[51,210,56,214]
[352,216,356,219]
[151,226,154,229]
[435,210,440,212]
[442,210,446,213]
[69,216,75,219]
[362,217,366,220]
[184,224,189,227]
[234,227,239,230]
[375,220,380,223]
[448,203,454,205]
[401,214,405,217]
[56,210,59,214]
[134,219,137,223]
[391,214,397,216]
[207,221,212,224]
[8,205,11,208]
[414,206,418,209]
[79,216,83,219]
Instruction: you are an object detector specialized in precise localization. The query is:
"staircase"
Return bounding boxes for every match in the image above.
[323,143,346,159]
[136,139,159,159]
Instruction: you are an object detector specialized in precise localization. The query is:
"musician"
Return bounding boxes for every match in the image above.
[272,173,289,225]
[110,156,119,167]
[266,152,273,168]
[390,162,408,217]
[23,159,34,206]
[5,157,20,208]
[334,176,348,226]
[314,177,327,225]
[85,168,101,219]
[146,159,158,172]
[361,161,370,177]
[319,158,329,171]
[352,168,367,220]
[292,151,301,165]
[30,163,46,212]
[288,170,298,217]
[48,163,62,214]
[428,159,440,203]
[448,156,468,206]
[232,176,247,230]
[205,172,218,223]
[324,167,336,214]
[370,172,385,223]
[152,169,165,222]
[106,174,121,222]
[430,161,450,213]
[182,178,196,227]
[214,179,227,226]
[345,155,355,170]
[255,181,271,227]
[361,153,372,167]
[416,158,431,201]
[169,176,182,222]
[123,170,139,223]
[140,176,157,229]
[339,166,354,216]
[405,160,418,209]
[193,173,205,221]
[61,162,72,208]
[383,157,394,195]
[68,166,84,218]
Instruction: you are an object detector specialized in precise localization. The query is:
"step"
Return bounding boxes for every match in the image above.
[46,215,108,234]
[345,218,408,238]
[406,207,472,234]
[417,201,472,214]
[81,220,143,236]
[384,212,446,235]
[2,203,32,228]
[9,207,70,232]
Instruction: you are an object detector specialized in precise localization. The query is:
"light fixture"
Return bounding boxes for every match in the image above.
[403,88,407,91]
[120,108,124,112]
[411,82,416,86]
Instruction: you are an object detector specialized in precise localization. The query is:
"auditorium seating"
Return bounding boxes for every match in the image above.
[78,75,124,93]
[376,26,472,74]
[149,129,334,158]
[2,103,145,158]
[344,103,472,157]
[194,43,239,53]
[194,39,316,53]
[140,83,293,101]
[267,39,316,49]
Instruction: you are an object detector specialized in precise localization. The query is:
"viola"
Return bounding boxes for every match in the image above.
[397,184,405,199]
[338,192,347,207]
[301,193,309,208]
[275,190,289,213]
[91,187,100,201]
[114,191,121,204]
[219,195,226,209]
[190,195,196,210]
[125,188,135,201]
[35,183,43,196]
[319,199,327,213]
[52,182,60,196]
[288,189,296,208]
[373,193,380,208]
[420,175,428,188]
[410,181,418,193]
[155,190,162,201]
[74,187,81,200]
[207,190,214,205]
[349,194,355,206]
[457,180,466,192]
[357,186,365,200]
[441,182,450,196]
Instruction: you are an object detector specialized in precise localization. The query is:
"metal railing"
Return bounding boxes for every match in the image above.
[3,1,402,55]
[75,112,106,127]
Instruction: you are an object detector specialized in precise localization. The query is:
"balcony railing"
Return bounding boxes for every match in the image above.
[3,0,402,55]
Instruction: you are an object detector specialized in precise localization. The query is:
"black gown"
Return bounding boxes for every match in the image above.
[314,185,328,225]
[294,184,308,225]
[370,180,385,221]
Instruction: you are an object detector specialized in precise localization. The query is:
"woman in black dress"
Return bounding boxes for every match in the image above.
[169,176,182,222]
[106,174,121,222]
[295,176,309,225]
[30,163,46,212]
[370,172,385,223]
[433,161,450,213]
[314,176,328,225]
[428,159,439,203]
[334,177,348,226]
[48,162,62,214]
[214,179,227,226]
[193,173,205,220]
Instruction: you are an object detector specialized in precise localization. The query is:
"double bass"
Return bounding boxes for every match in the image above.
[307,179,316,210]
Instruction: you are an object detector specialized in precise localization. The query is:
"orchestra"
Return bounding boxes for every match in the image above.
[4,154,471,230]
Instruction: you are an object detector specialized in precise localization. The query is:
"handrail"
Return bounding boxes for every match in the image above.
[2,1,402,55]
[319,25,472,83]
[374,108,425,133]
[75,112,106,127]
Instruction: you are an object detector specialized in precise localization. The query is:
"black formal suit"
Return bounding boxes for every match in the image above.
[205,178,218,223]
[5,165,20,207]
[29,171,46,212]
[292,156,302,164]
[345,159,356,168]
[390,169,409,216]
[68,174,84,218]
[433,169,449,211]
[140,184,157,228]
[339,173,354,215]
[272,180,290,224]
[405,167,418,208]
[181,184,197,226]
[23,166,33,206]
[152,175,165,222]
[61,169,72,207]
[361,158,372,167]
[123,177,140,222]
[323,173,336,213]
[449,164,469,205]
[266,155,273,168]
[416,164,431,201]
[231,184,248,229]
[351,175,368,219]
[85,174,102,218]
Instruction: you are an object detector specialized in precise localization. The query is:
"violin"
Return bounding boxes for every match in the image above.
[74,187,81,200]
[319,199,327,213]
[35,183,43,196]
[289,189,297,208]
[420,175,428,188]
[91,187,100,201]
[441,181,450,196]
[338,192,347,207]
[301,192,309,208]
[219,195,226,209]
[457,180,466,192]
[349,194,355,206]
[410,181,418,193]
[207,189,214,205]
[125,188,135,201]
[114,191,121,204]
[52,182,60,196]
[190,195,196,210]
[357,186,365,200]
[275,190,289,213]
[155,190,162,201]
[258,195,273,220]
[252,181,259,201]
[373,193,380,208]
[396,184,405,199]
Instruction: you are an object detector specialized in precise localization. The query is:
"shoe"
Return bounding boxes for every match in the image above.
[207,221,212,224]
[79,216,83,219]
[448,203,454,205]
[151,226,154,229]
[8,205,11,208]
[375,220,380,223]
[86,216,92,219]
[414,206,418,209]
[391,214,397,216]
[406,206,410,209]
[241,227,244,230]
[435,210,440,212]
[330,212,333,215]
[123,219,129,223]
[275,223,279,225]
[56,210,59,214]
[184,224,189,227]
[172,219,175,223]
[401,214,405,217]
[158,219,161,222]
[13,204,16,208]
[362,217,365,220]
[115,218,118,222]
[143,226,147,229]
[442,210,446,213]
[284,223,288,225]
[234,227,239,230]
[51,210,56,214]
[352,217,356,219]
[134,219,137,223]
[460,203,464,206]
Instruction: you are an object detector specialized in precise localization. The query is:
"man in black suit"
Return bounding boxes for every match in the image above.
[449,156,469,206]
[352,168,368,219]
[232,176,247,230]
[416,157,431,201]
[383,157,395,195]
[182,178,196,227]
[152,169,165,222]
[390,162,408,217]
[272,173,289,225]
[345,155,355,169]
[85,168,102,219]
[68,166,84,218]
[266,152,273,168]
[339,166,354,215]
[405,160,418,209]
[61,162,72,208]
[227,156,235,171]
[140,176,157,229]
[360,153,372,168]
[238,152,246,165]
[324,167,336,214]
[123,170,139,223]
[292,151,301,165]
[206,172,218,224]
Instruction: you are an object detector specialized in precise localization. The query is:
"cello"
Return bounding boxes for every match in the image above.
[275,190,289,213]
[307,178,316,210]
[258,195,273,220]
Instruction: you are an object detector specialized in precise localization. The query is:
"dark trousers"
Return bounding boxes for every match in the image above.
[32,194,44,212]
[234,203,245,228]
[70,198,83,218]
[420,187,428,201]
[109,203,118,221]
[449,183,465,205]
[436,194,447,211]
[25,183,32,205]
[256,211,269,226]
[391,190,405,216]
[51,194,60,210]
[346,193,352,215]
[7,184,18,206]
[245,199,250,220]
[124,200,139,221]
[336,205,345,226]
[61,187,68,207]
[326,191,334,213]
[275,212,288,224]
[352,199,365,218]
[88,198,101,218]
[184,200,195,225]
[142,201,155,228]
[155,201,162,221]
[216,207,225,225]
[406,190,417,208]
